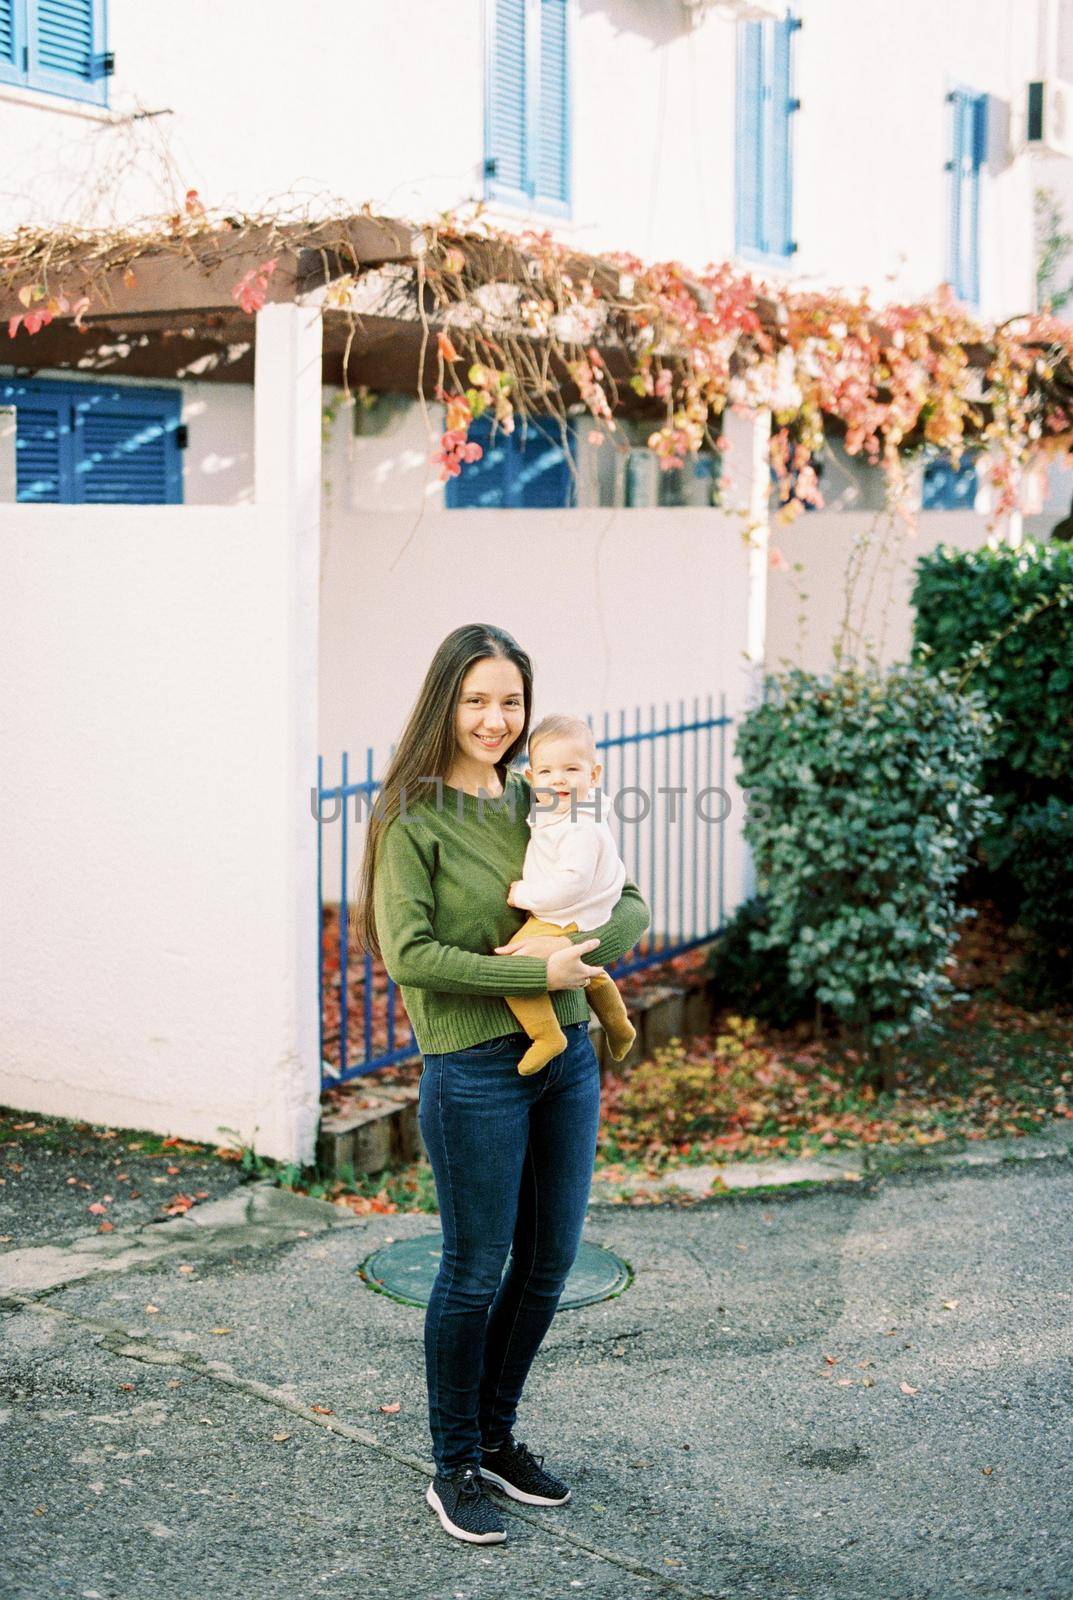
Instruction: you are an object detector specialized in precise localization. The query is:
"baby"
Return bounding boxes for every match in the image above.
[504,714,637,1077]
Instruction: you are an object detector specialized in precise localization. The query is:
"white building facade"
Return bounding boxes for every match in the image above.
[0,0,1067,1157]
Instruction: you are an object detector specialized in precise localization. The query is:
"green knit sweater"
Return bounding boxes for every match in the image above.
[372,770,651,1055]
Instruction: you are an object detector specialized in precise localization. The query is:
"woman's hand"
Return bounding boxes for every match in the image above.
[494,933,571,958]
[546,938,602,991]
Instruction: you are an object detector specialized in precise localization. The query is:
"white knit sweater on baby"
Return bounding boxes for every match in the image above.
[510,804,627,929]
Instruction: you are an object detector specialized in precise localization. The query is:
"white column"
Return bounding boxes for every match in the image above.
[719,405,771,907]
[0,407,15,502]
[255,302,323,1165]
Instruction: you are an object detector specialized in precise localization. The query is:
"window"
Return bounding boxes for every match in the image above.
[485,0,570,216]
[921,450,978,511]
[0,378,183,503]
[947,89,988,306]
[445,416,574,508]
[735,9,799,261]
[0,0,110,105]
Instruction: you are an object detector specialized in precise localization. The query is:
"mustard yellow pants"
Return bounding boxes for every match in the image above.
[503,915,636,1077]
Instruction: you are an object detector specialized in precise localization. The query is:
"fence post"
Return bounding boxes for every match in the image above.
[255,301,324,1163]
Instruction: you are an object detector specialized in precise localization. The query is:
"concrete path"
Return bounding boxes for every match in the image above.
[3,1153,1073,1599]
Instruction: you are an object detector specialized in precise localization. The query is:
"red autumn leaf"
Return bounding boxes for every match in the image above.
[379,1401,401,1414]
[311,1404,334,1415]
[88,1201,107,1215]
[98,1221,114,1233]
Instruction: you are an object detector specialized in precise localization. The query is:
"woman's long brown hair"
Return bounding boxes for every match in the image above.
[351,623,533,958]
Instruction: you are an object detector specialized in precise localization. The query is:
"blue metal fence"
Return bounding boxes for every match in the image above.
[317,694,732,1087]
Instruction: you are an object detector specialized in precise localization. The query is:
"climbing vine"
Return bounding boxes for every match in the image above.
[3,197,1073,521]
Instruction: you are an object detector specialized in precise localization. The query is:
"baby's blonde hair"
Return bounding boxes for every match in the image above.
[528,713,597,762]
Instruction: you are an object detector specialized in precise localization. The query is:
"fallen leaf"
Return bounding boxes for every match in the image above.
[145,1304,160,1314]
[900,1382,919,1396]
[88,1202,107,1215]
[981,1466,993,1476]
[178,1264,195,1275]
[98,1221,114,1233]
[836,1378,854,1386]
[861,1376,876,1387]
[272,1431,291,1443]
[166,1166,180,1176]
[379,1401,401,1414]
[311,1404,334,1415]
[166,1380,182,1389]
[209,1327,232,1336]
[942,1300,959,1310]
[823,1353,839,1366]
[118,1383,135,1392]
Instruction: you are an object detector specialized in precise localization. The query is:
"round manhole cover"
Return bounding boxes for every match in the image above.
[360,1234,631,1310]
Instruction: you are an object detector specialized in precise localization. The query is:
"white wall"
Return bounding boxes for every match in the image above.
[0,0,1039,319]
[0,503,318,1160]
[318,482,759,939]
[765,508,1009,674]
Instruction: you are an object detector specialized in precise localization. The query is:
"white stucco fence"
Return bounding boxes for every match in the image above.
[318,502,762,943]
[0,306,323,1163]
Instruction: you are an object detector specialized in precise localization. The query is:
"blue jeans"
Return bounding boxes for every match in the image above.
[417,1019,601,1475]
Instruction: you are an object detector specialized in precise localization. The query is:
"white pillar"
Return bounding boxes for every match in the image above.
[719,405,771,907]
[0,407,15,502]
[254,302,323,1165]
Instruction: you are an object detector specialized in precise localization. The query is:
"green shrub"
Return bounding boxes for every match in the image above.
[704,896,816,1028]
[736,663,996,1061]
[911,540,1073,834]
[1002,798,1073,1001]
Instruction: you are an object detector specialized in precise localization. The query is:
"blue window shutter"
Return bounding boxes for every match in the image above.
[766,16,794,256]
[488,0,528,200]
[736,13,796,259]
[948,89,986,305]
[25,0,107,105]
[922,452,978,510]
[534,0,569,208]
[735,21,764,253]
[74,388,183,504]
[0,379,71,502]
[1,379,182,504]
[445,416,573,508]
[0,0,21,80]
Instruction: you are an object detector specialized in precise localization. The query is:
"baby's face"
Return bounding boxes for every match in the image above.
[526,735,602,813]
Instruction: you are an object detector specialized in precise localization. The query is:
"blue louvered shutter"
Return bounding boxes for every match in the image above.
[735,22,764,253]
[534,0,569,208]
[26,0,107,104]
[488,0,528,201]
[0,0,21,83]
[766,16,794,256]
[0,379,70,503]
[445,417,573,508]
[74,388,183,504]
[948,89,987,305]
[1,379,182,503]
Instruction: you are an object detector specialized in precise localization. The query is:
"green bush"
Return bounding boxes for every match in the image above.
[1002,798,1073,1001]
[704,896,817,1028]
[736,663,996,1060]
[911,540,1073,834]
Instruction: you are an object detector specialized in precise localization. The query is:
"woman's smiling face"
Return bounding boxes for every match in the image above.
[452,655,526,779]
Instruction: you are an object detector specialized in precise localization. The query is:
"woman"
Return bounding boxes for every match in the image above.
[355,623,650,1545]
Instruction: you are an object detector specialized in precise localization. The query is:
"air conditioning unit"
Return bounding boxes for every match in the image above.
[1026,79,1073,158]
[682,0,787,24]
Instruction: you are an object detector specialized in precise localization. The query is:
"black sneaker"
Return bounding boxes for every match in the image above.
[479,1436,571,1505]
[425,1463,507,1544]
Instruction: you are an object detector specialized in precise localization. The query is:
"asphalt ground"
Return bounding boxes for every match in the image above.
[2,1153,1072,1600]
